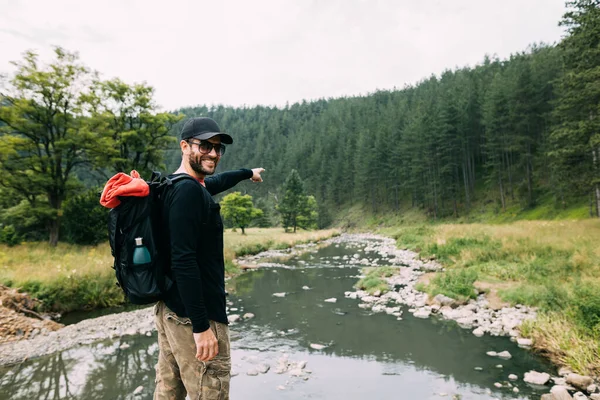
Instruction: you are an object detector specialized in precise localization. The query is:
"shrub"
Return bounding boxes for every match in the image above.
[62,189,109,245]
[429,268,479,301]
[0,225,21,246]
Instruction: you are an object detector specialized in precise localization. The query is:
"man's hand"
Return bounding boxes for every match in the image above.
[193,328,218,361]
[250,167,265,182]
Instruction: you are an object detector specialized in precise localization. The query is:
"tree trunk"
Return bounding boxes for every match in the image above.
[526,142,534,208]
[499,175,506,212]
[593,148,600,218]
[241,226,246,235]
[49,219,60,247]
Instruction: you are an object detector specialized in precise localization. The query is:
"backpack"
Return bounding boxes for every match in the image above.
[107,172,196,304]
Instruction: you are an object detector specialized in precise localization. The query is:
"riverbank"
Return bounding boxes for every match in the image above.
[0,228,340,314]
[1,232,598,399]
[378,220,600,378]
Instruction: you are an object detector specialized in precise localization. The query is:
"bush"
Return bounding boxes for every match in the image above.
[429,268,479,301]
[62,189,109,245]
[570,282,600,336]
[0,225,21,246]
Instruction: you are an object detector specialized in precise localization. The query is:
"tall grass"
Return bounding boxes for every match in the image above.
[381,219,600,375]
[0,228,340,313]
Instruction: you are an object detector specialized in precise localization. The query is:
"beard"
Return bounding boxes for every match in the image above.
[189,153,218,176]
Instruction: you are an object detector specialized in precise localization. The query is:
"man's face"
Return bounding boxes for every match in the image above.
[186,136,221,176]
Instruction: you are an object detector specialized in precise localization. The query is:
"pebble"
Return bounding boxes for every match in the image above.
[324,298,337,303]
[272,293,286,298]
[310,343,327,350]
[508,374,518,381]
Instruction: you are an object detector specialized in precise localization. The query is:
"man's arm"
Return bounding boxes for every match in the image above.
[205,168,265,195]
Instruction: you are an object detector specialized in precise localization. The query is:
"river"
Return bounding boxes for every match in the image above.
[0,236,554,399]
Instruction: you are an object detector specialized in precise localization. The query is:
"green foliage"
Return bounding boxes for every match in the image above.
[277,170,319,232]
[355,266,398,295]
[570,282,600,336]
[220,192,263,234]
[0,47,180,246]
[428,269,479,301]
[19,274,124,312]
[62,189,109,245]
[0,225,20,246]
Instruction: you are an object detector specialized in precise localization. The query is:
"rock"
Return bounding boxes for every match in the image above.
[310,343,327,350]
[486,351,498,357]
[133,386,144,395]
[509,374,518,381]
[324,298,337,303]
[472,327,485,337]
[413,309,431,319]
[119,343,130,350]
[433,294,456,307]
[523,370,550,385]
[591,394,600,400]
[289,368,304,377]
[541,395,555,400]
[228,314,241,323]
[559,367,573,377]
[496,364,503,369]
[566,374,594,391]
[474,367,483,371]
[513,387,519,393]
[573,392,588,400]
[550,386,574,400]
[242,313,255,320]
[497,351,512,359]
[302,286,311,290]
[517,338,533,347]
[494,382,503,388]
[298,360,307,369]
[246,369,259,376]
[257,363,270,374]
[588,384,598,394]
[277,385,286,390]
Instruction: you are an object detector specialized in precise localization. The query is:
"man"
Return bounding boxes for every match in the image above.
[154,117,263,399]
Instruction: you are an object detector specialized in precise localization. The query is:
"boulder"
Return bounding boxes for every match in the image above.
[566,374,594,391]
[517,338,533,347]
[433,294,456,307]
[413,309,431,319]
[550,385,575,400]
[523,370,550,385]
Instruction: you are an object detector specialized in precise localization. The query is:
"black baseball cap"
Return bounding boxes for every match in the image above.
[180,117,233,144]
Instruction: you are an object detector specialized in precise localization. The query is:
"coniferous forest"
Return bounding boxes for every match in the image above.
[164,1,600,226]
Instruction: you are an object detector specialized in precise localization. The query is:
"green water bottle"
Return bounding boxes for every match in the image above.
[132,237,151,264]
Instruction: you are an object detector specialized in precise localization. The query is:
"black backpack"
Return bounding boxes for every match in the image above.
[107,172,196,304]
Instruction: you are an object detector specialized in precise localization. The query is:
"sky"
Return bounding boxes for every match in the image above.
[0,0,568,111]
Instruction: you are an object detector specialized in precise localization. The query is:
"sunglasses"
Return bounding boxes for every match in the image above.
[187,139,226,156]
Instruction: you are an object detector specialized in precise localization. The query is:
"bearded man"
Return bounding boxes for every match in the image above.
[154,117,263,399]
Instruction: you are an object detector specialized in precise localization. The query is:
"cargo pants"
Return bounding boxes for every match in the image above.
[154,301,231,400]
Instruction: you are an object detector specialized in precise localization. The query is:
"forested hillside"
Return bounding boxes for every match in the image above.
[161,2,600,225]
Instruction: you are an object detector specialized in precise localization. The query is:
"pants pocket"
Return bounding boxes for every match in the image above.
[165,311,192,325]
[199,364,230,400]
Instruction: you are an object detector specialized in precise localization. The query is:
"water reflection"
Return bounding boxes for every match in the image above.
[0,242,554,400]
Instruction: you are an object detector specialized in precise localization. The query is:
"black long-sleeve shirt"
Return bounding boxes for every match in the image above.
[160,168,252,333]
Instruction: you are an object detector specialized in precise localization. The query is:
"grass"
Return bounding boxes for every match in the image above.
[355,266,398,295]
[381,219,600,376]
[0,227,340,313]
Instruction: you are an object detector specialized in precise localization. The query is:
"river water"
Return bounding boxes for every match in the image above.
[0,239,554,399]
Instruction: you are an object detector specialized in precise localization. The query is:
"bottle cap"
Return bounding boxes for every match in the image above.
[135,237,143,246]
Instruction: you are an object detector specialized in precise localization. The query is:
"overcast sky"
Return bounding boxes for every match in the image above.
[1,0,567,111]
